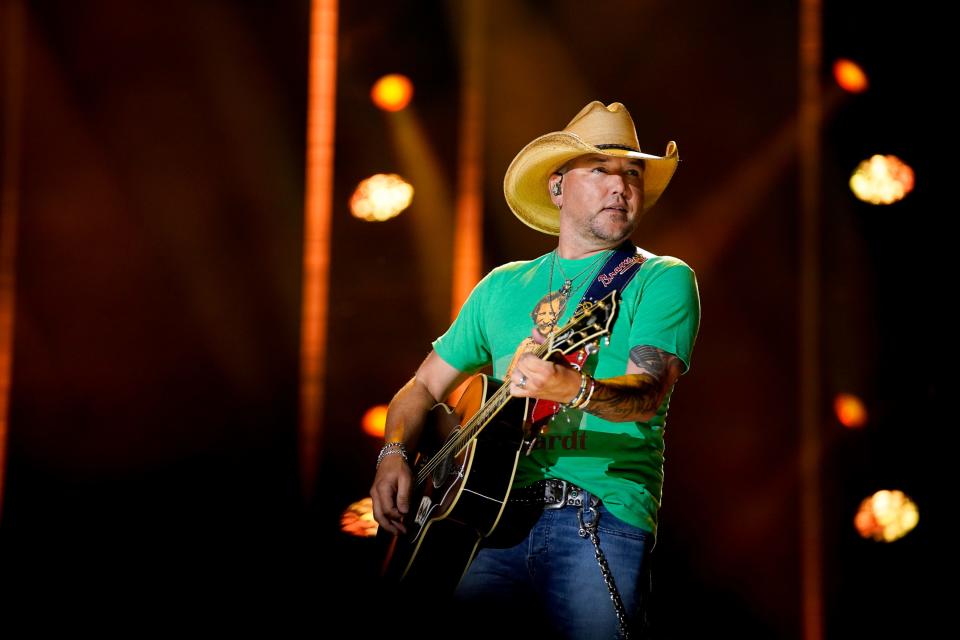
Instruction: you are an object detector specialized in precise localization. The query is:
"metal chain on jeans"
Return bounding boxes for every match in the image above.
[577,504,631,640]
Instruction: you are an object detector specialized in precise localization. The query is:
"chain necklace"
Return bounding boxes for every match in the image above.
[553,249,611,298]
[545,248,613,335]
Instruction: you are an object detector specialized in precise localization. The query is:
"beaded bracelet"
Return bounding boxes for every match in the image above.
[577,377,597,411]
[376,441,408,469]
[564,372,590,409]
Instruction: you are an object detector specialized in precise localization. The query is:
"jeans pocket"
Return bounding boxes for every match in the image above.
[594,504,655,542]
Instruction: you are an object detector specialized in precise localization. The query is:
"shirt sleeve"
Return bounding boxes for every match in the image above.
[431,271,494,373]
[627,258,701,374]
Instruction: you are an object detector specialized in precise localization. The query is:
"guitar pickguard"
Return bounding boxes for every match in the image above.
[411,451,466,543]
[414,496,432,527]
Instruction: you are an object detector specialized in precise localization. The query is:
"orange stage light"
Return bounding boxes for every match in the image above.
[833,393,868,429]
[833,58,869,93]
[299,0,338,504]
[349,173,414,222]
[854,490,919,542]
[341,497,378,537]
[362,404,388,438]
[849,154,915,205]
[371,74,414,112]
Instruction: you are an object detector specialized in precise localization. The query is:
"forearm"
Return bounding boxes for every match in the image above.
[383,376,439,454]
[510,348,676,423]
[578,345,683,422]
[581,373,665,423]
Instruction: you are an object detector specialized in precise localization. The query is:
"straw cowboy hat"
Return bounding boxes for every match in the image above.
[503,101,679,236]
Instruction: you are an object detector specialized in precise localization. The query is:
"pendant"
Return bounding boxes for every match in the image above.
[560,280,572,296]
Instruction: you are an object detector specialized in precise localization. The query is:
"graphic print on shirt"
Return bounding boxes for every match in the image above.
[504,289,568,380]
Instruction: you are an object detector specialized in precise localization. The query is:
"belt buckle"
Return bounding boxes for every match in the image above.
[543,479,569,509]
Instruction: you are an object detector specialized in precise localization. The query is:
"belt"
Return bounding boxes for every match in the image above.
[508,479,600,509]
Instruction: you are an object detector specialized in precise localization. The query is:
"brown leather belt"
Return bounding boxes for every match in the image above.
[508,479,600,509]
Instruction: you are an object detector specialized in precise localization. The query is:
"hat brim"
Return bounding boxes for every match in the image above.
[503,132,679,236]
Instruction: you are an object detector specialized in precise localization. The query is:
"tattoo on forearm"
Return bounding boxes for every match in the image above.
[585,346,678,422]
[588,374,662,420]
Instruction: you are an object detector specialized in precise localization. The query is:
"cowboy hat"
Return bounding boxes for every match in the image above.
[503,101,679,236]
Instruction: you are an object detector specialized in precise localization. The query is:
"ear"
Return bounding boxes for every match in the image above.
[548,174,563,207]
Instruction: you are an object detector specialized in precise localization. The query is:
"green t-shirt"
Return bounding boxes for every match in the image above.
[431,249,700,536]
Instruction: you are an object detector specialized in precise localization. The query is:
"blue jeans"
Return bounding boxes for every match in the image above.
[454,495,654,639]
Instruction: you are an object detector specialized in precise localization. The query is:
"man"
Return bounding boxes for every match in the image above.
[370,101,700,638]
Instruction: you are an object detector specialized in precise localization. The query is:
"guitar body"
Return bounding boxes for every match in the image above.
[379,374,530,592]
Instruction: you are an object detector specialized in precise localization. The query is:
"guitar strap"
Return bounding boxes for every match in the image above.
[529,240,648,425]
[576,239,648,314]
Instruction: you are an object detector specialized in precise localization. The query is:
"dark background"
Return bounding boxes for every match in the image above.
[1,0,944,635]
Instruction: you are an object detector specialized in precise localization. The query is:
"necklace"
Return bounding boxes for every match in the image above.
[553,249,610,298]
[545,248,613,335]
